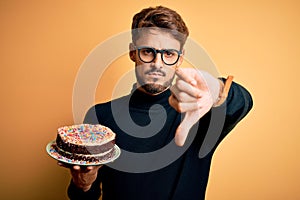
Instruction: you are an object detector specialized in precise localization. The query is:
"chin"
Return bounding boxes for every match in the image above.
[141,83,168,94]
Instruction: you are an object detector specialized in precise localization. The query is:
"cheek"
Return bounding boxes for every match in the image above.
[135,67,142,76]
[135,64,147,76]
[165,68,176,79]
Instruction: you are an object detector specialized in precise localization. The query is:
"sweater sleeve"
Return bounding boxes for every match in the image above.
[220,78,253,138]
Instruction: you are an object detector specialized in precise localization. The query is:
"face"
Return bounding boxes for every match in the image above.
[129,29,184,95]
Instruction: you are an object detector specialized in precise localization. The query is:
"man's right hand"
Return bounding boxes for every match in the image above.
[58,162,102,192]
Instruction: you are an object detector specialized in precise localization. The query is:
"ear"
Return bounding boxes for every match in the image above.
[129,43,136,62]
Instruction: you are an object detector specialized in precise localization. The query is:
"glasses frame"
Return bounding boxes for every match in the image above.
[135,46,182,66]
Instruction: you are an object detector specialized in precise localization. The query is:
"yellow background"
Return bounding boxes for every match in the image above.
[1,0,299,199]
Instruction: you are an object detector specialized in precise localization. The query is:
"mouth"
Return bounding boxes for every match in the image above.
[147,72,165,78]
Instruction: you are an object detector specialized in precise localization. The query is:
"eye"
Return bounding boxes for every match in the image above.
[140,48,154,56]
[164,50,177,58]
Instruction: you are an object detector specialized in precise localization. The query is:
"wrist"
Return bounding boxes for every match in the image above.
[72,179,92,192]
[82,185,92,192]
[213,76,234,107]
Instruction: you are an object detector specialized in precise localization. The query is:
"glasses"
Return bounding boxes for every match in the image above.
[135,46,182,66]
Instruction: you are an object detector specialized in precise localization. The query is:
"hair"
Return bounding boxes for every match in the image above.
[131,6,189,49]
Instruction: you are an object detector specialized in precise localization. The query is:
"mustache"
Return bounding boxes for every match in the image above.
[145,69,166,76]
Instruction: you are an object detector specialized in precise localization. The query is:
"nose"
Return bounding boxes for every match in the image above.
[152,52,164,67]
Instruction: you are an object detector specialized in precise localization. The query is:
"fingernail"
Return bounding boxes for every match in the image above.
[190,80,197,86]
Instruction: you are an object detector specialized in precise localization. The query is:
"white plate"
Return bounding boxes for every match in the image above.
[46,140,121,166]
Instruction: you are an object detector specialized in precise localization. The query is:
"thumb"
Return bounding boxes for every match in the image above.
[175,111,199,146]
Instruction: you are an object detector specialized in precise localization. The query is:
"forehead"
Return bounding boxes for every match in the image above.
[134,29,181,50]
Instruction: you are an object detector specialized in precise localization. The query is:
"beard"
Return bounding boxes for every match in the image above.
[141,83,169,94]
[135,68,175,94]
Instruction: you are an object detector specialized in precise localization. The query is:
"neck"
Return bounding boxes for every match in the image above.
[130,84,171,108]
[136,83,170,96]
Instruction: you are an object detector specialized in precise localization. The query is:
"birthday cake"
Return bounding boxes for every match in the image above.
[54,124,116,162]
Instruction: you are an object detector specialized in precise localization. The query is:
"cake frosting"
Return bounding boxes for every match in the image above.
[55,124,116,162]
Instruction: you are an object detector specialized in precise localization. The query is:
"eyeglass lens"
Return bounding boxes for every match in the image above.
[138,47,181,65]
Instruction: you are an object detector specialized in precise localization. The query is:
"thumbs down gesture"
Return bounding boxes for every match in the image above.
[169,68,222,146]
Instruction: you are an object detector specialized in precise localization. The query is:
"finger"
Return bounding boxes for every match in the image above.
[175,111,199,146]
[174,79,202,98]
[175,68,197,86]
[170,85,197,102]
[72,165,81,170]
[169,94,197,113]
[169,94,203,113]
[177,68,212,92]
[71,165,102,173]
[57,162,73,169]
[86,165,102,171]
[176,102,201,113]
[174,122,191,147]
[192,70,216,92]
[175,92,196,102]
[57,162,64,167]
[170,94,213,113]
[169,94,180,112]
[86,166,94,170]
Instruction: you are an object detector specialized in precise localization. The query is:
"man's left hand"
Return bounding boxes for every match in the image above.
[169,68,220,146]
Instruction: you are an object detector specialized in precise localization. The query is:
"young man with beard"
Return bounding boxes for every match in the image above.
[59,6,253,200]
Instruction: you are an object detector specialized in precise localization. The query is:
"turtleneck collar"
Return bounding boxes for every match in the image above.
[129,84,171,108]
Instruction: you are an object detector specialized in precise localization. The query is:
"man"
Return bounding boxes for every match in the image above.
[59,6,253,200]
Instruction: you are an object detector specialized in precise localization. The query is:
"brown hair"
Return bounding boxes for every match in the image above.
[131,6,189,48]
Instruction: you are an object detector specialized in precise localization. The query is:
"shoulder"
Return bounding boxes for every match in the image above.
[226,80,253,115]
[84,94,131,124]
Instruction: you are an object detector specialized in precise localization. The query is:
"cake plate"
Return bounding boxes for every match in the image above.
[46,140,121,166]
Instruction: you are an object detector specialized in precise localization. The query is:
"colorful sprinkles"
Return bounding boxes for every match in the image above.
[58,124,115,145]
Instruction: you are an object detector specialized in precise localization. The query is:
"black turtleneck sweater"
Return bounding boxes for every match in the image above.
[68,80,253,200]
